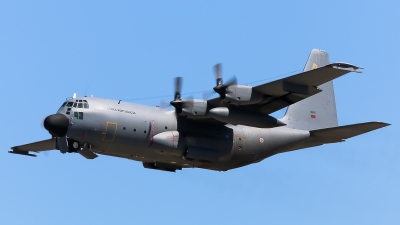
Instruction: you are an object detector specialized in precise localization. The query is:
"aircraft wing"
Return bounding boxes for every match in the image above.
[9,139,56,157]
[208,62,362,115]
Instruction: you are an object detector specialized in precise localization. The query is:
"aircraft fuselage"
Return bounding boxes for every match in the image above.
[59,97,310,171]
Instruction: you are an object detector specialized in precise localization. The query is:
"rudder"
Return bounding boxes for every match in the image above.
[281,49,338,130]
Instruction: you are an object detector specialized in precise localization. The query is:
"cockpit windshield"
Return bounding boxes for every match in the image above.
[63,100,89,108]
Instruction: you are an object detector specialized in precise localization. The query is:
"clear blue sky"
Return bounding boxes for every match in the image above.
[1,1,399,224]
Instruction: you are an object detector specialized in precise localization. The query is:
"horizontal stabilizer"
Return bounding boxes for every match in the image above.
[309,122,390,143]
[267,122,390,157]
[11,139,56,152]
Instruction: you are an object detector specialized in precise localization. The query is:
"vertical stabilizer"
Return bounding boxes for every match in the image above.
[281,49,338,130]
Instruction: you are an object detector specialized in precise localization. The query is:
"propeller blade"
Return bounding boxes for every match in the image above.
[174,77,182,101]
[202,90,215,100]
[214,63,222,86]
[182,96,194,110]
[171,77,184,113]
[224,76,237,86]
[159,99,171,109]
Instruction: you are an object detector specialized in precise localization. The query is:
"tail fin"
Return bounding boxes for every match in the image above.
[281,49,338,130]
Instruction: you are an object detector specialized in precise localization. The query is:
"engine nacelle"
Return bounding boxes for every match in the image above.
[209,107,286,128]
[181,99,207,116]
[224,85,263,105]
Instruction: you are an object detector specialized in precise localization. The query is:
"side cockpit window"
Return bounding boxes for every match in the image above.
[61,102,67,107]
[83,100,89,108]
[73,112,84,120]
[66,102,73,107]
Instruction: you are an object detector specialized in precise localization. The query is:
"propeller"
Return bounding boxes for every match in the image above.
[202,90,215,100]
[170,77,184,113]
[169,77,196,114]
[212,63,237,99]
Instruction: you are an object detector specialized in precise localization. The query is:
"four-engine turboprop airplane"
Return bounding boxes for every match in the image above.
[10,49,390,172]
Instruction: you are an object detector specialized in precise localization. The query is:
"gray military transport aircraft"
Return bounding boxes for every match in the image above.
[10,49,390,172]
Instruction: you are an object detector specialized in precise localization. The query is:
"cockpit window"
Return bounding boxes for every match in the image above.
[61,102,67,107]
[68,99,90,108]
[73,112,84,120]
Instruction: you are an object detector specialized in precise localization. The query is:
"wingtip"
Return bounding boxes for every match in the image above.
[378,121,391,126]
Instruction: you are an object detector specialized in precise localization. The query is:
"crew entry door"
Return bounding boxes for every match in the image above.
[103,122,118,142]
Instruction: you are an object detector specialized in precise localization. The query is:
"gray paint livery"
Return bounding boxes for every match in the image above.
[10,49,390,172]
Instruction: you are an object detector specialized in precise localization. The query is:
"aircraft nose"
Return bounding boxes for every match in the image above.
[43,114,69,137]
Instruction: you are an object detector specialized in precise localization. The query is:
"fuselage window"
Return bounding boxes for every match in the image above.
[78,112,83,120]
[74,112,78,119]
[78,103,83,108]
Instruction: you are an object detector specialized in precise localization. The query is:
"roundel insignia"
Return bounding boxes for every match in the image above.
[259,138,264,143]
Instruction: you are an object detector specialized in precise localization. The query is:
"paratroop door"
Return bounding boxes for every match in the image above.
[103,122,117,142]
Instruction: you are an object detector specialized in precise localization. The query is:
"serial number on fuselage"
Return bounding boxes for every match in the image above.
[107,107,136,114]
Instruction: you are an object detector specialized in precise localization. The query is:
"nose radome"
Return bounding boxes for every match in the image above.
[43,114,69,137]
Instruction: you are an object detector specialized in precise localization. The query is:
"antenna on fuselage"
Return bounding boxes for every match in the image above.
[72,93,77,99]
[84,82,93,97]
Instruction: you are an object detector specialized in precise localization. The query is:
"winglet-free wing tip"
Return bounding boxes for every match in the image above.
[376,121,391,127]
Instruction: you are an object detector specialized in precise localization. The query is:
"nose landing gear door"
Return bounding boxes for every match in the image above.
[102,122,118,142]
